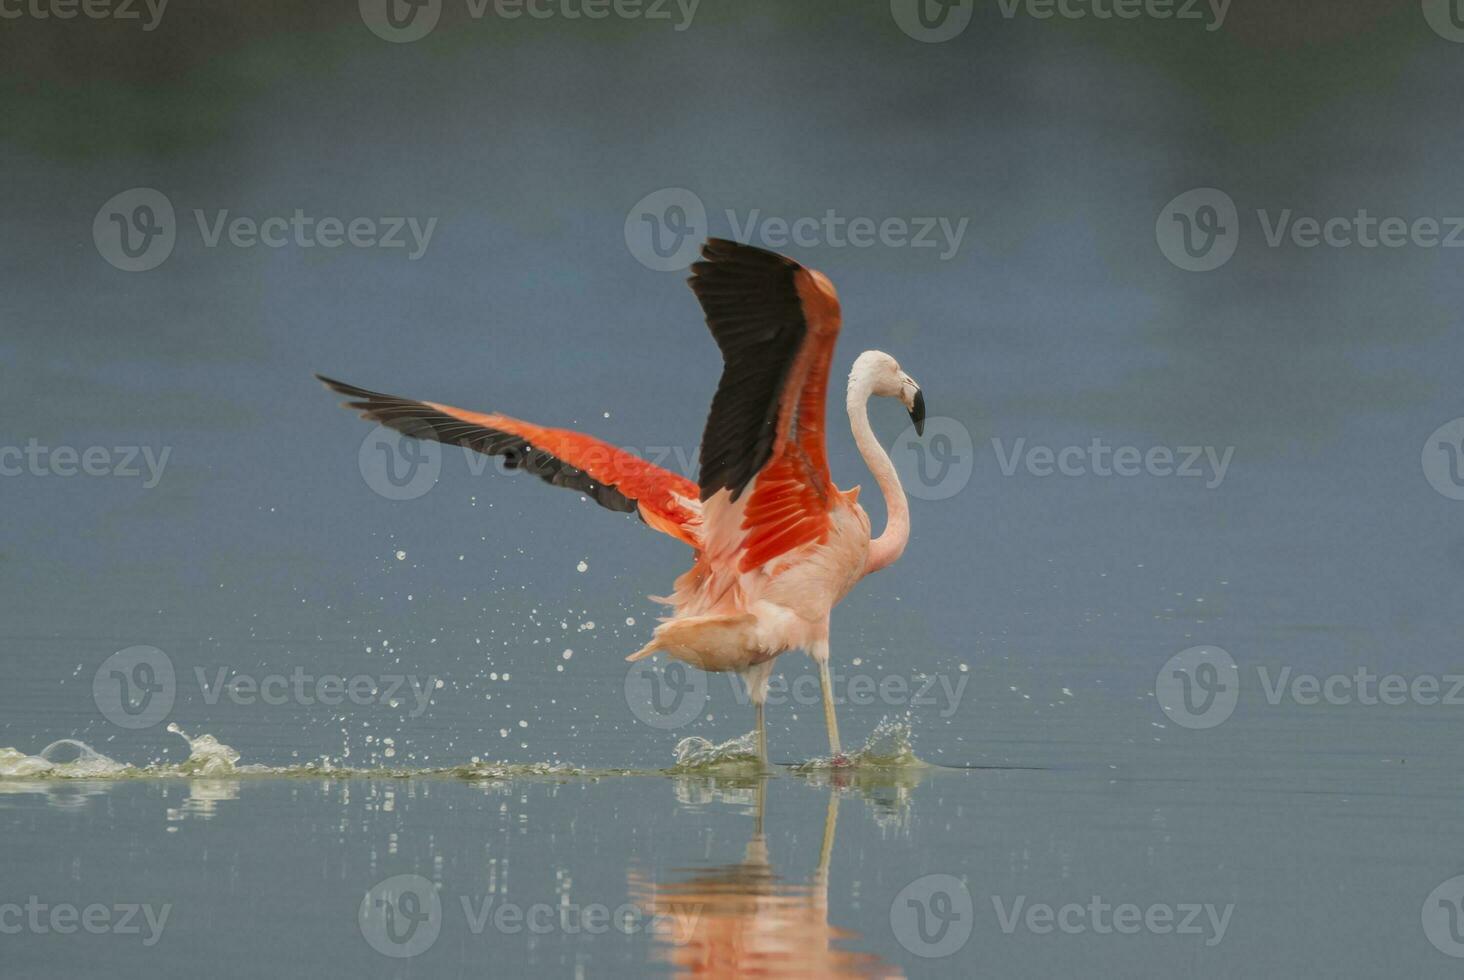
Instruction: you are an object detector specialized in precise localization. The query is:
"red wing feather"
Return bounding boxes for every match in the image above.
[317,375,700,546]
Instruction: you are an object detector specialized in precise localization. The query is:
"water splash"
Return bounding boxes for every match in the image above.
[669,732,760,773]
[0,733,615,782]
[0,718,927,782]
[166,724,243,776]
[670,718,927,774]
[0,740,131,779]
[793,718,926,771]
[0,731,250,781]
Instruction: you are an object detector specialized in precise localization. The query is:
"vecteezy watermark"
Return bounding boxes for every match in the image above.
[360,876,442,958]
[193,210,436,260]
[892,420,1233,497]
[93,188,437,272]
[1423,874,1464,957]
[890,0,1229,44]
[624,188,969,271]
[1000,0,1229,29]
[1422,0,1464,43]
[624,660,968,731]
[720,210,969,262]
[1158,646,1464,730]
[92,187,176,272]
[1422,418,1464,501]
[93,646,439,728]
[359,874,701,958]
[892,416,975,501]
[990,438,1235,488]
[890,874,974,958]
[1255,667,1464,709]
[1158,187,1464,272]
[195,667,439,718]
[359,423,444,501]
[358,0,699,44]
[727,668,968,718]
[889,0,974,43]
[991,895,1234,946]
[1156,646,1239,730]
[1155,188,1240,272]
[356,424,705,501]
[1254,209,1464,250]
[0,440,171,488]
[0,0,168,30]
[624,188,707,272]
[625,660,709,730]
[94,646,177,729]
[0,898,171,946]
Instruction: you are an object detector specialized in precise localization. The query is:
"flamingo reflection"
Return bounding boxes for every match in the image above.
[630,779,901,978]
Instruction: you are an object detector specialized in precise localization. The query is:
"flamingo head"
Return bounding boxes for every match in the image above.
[852,350,925,436]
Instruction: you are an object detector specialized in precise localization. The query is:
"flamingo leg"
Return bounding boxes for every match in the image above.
[816,649,843,760]
[741,661,774,768]
[755,701,767,766]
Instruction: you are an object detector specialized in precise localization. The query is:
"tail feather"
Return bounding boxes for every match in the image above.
[626,639,661,663]
[625,613,762,671]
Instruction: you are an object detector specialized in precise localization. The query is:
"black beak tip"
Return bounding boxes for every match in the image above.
[908,388,926,437]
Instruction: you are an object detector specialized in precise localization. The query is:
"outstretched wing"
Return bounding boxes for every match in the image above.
[317,375,700,546]
[689,239,843,573]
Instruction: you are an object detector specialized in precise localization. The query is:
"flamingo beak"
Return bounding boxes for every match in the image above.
[908,387,926,437]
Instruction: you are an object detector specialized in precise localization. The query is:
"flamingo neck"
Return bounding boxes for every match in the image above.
[847,372,909,575]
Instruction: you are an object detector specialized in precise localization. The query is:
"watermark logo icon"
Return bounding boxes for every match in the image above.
[890,0,974,43]
[1156,646,1238,729]
[1422,0,1464,42]
[360,0,441,42]
[892,415,974,501]
[0,898,172,944]
[93,188,176,272]
[624,659,708,729]
[1156,188,1239,272]
[358,423,442,500]
[1422,418,1464,501]
[1423,875,1464,957]
[624,188,707,272]
[890,874,973,958]
[360,874,442,958]
[93,646,176,729]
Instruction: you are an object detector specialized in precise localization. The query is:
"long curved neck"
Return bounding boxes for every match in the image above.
[847,373,909,575]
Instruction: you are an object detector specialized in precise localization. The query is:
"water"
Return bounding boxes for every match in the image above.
[7,2,1464,976]
[3,676,1460,975]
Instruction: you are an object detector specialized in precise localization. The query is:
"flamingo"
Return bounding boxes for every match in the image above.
[317,238,925,765]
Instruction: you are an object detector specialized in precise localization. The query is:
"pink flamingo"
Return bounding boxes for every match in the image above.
[319,238,924,764]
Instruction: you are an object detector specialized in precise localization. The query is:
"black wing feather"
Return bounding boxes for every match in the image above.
[687,238,807,502]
